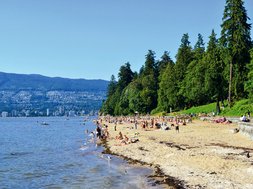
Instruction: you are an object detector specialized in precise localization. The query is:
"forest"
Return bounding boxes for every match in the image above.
[100,0,253,116]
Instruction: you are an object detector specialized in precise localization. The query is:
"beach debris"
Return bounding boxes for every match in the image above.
[246,152,250,158]
[231,128,240,134]
[148,136,156,141]
[208,171,217,175]
[138,147,149,152]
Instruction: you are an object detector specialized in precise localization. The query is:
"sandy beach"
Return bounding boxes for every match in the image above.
[101,117,253,189]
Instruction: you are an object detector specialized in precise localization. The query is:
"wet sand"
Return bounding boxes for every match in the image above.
[103,119,253,189]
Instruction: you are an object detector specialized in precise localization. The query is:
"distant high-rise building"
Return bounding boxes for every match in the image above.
[11,110,18,117]
[68,110,75,117]
[47,109,50,116]
[1,112,8,117]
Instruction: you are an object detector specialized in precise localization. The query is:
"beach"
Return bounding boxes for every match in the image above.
[102,118,253,189]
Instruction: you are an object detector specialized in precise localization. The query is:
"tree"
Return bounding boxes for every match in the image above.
[180,34,206,107]
[100,75,117,115]
[174,33,193,109]
[174,34,193,82]
[205,30,226,113]
[220,0,252,106]
[100,63,134,115]
[194,33,205,58]
[157,51,174,74]
[117,62,134,91]
[114,62,134,115]
[107,75,117,97]
[157,62,177,112]
[140,50,158,113]
[245,49,253,101]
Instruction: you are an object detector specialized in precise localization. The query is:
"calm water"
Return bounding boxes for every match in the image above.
[0,117,161,189]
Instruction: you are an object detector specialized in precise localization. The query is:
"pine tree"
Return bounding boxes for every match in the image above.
[205,30,226,113]
[100,75,117,115]
[140,50,158,113]
[180,34,206,107]
[117,62,134,91]
[157,51,174,77]
[174,33,193,109]
[157,62,177,112]
[114,62,134,115]
[220,0,252,105]
[174,34,193,82]
[245,49,253,101]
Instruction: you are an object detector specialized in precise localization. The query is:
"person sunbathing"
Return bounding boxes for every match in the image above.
[116,132,123,140]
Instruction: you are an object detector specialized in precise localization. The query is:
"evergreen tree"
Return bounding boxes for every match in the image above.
[180,34,206,106]
[114,62,134,115]
[245,49,253,101]
[140,50,158,113]
[193,33,205,58]
[107,75,117,97]
[220,0,252,105]
[157,51,174,80]
[100,75,117,115]
[174,33,193,109]
[205,30,226,113]
[174,34,193,82]
[126,78,145,113]
[117,62,134,91]
[157,62,177,112]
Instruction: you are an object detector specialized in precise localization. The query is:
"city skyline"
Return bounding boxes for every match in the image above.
[0,0,253,80]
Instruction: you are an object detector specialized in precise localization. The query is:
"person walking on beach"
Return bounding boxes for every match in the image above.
[96,125,102,139]
[134,120,138,129]
[114,120,117,131]
[175,125,179,133]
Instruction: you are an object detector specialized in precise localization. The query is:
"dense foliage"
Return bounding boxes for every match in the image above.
[100,0,252,116]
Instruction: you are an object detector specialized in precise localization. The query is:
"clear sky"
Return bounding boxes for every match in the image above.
[0,0,253,80]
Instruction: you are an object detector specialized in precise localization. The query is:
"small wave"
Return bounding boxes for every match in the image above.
[24,172,50,179]
[2,151,33,159]
[79,146,88,151]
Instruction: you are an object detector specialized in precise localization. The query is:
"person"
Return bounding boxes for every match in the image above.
[96,125,102,139]
[104,125,110,139]
[240,115,249,122]
[247,110,251,119]
[240,115,247,122]
[116,131,123,140]
[175,125,179,133]
[122,135,129,144]
[114,120,117,131]
[134,120,138,129]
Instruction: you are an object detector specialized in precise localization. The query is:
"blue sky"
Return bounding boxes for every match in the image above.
[0,0,253,80]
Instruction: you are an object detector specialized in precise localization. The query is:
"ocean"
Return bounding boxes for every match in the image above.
[0,117,162,189]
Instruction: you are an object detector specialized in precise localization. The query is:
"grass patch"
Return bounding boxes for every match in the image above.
[220,99,253,116]
[153,99,253,117]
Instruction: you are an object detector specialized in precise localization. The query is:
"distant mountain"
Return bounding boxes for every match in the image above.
[0,72,109,116]
[0,72,108,91]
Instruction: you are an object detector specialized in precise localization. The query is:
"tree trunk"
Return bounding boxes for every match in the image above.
[216,98,220,114]
[228,61,233,107]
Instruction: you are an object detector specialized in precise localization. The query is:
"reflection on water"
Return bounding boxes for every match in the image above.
[0,117,161,189]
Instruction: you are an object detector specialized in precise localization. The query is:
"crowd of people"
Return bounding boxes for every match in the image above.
[90,115,188,147]
[91,111,251,148]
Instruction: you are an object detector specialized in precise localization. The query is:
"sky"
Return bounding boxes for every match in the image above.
[0,0,253,81]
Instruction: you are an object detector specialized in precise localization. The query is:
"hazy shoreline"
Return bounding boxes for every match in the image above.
[101,118,253,189]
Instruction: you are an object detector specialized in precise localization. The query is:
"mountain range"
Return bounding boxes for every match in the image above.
[0,72,108,91]
[0,72,109,116]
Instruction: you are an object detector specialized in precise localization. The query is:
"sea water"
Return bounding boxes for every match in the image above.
[0,117,161,189]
